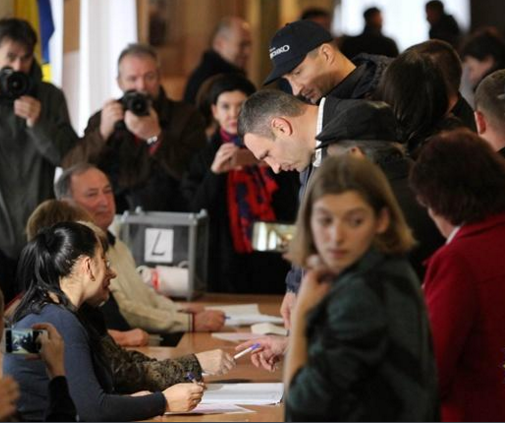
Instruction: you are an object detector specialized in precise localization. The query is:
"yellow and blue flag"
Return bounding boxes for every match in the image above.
[14,0,54,82]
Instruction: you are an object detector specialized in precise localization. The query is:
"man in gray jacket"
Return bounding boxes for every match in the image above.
[0,18,77,302]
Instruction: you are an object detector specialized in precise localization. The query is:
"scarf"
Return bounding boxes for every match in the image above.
[221,129,278,253]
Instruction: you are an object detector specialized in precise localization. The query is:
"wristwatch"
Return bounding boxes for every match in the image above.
[146,134,159,145]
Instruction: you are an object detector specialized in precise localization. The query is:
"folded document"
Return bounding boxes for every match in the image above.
[202,383,284,405]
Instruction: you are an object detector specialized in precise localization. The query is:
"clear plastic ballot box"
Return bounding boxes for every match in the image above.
[116,210,209,300]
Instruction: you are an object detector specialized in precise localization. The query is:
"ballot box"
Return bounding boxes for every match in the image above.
[116,210,208,300]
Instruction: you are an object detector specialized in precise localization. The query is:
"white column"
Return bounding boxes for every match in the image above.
[78,0,137,133]
[48,0,63,87]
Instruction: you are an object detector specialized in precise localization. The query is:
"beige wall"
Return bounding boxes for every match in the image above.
[64,0,80,53]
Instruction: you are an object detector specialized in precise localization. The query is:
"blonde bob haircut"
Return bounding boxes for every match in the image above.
[26,199,94,241]
[289,155,415,268]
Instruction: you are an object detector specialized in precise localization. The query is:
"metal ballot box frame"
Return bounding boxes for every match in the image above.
[117,210,208,300]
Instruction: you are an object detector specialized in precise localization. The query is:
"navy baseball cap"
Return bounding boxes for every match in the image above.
[264,20,333,86]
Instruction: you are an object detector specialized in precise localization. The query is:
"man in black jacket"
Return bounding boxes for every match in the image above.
[237,91,443,369]
[264,20,390,104]
[184,17,252,104]
[63,43,206,213]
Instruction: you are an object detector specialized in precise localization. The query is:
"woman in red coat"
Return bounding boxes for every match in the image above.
[410,129,505,422]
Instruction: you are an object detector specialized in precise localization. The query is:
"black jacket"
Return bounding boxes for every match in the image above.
[326,53,392,100]
[183,50,245,104]
[286,248,440,421]
[341,28,399,59]
[182,131,299,293]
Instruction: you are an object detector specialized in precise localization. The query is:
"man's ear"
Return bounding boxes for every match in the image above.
[319,43,336,64]
[474,110,487,135]
[347,146,366,158]
[271,117,293,136]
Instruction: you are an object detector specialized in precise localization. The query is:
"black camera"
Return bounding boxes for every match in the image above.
[0,67,32,100]
[120,90,151,116]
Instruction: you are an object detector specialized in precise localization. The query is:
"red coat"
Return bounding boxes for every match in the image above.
[424,213,505,422]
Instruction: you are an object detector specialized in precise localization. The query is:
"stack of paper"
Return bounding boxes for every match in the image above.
[202,383,284,405]
[206,303,284,326]
[165,404,253,415]
[211,332,263,342]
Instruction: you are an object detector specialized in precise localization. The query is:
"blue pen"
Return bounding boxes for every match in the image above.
[233,342,261,360]
[186,372,198,384]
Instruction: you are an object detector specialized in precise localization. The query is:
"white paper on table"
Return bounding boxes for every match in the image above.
[206,303,283,326]
[206,303,260,315]
[202,383,284,405]
[224,314,284,326]
[211,332,263,342]
[251,322,288,336]
[165,404,254,415]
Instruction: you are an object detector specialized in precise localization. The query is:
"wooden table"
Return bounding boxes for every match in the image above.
[140,294,285,422]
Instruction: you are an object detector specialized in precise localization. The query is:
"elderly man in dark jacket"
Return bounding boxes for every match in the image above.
[63,43,206,213]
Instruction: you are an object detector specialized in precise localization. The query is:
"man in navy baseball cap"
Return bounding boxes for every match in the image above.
[264,20,391,105]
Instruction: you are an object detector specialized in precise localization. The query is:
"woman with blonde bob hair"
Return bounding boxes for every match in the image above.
[284,155,439,422]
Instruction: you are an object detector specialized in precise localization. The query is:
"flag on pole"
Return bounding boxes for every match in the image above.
[14,0,54,82]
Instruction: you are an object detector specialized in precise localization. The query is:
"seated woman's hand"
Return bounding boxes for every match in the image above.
[32,323,65,379]
[162,383,204,412]
[195,349,235,375]
[108,328,150,347]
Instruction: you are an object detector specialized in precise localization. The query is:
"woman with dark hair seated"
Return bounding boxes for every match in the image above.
[410,128,505,422]
[375,49,463,158]
[3,222,203,421]
[182,73,298,293]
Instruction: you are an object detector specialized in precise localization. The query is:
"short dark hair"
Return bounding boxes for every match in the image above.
[55,163,100,200]
[300,7,331,21]
[375,50,448,148]
[364,7,381,23]
[410,129,505,225]
[207,73,256,106]
[331,140,405,167]
[407,40,462,97]
[117,43,158,70]
[426,1,444,13]
[0,18,37,53]
[238,89,305,139]
[460,27,505,69]
[475,70,505,132]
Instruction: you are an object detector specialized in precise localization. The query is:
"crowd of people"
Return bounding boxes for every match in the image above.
[1,1,505,420]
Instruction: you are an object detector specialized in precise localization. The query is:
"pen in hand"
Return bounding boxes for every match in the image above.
[233,342,261,360]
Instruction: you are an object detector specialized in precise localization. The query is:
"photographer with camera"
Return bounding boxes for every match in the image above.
[0,18,78,304]
[63,43,206,213]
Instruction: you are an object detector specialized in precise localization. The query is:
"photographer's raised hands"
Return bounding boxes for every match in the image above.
[99,100,124,140]
[14,95,41,127]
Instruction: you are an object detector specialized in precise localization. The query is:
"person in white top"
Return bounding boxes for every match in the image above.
[55,163,225,334]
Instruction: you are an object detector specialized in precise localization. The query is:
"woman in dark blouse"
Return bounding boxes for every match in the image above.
[3,222,203,421]
[284,155,439,421]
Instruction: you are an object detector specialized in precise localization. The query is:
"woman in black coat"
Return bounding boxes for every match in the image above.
[182,74,298,293]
